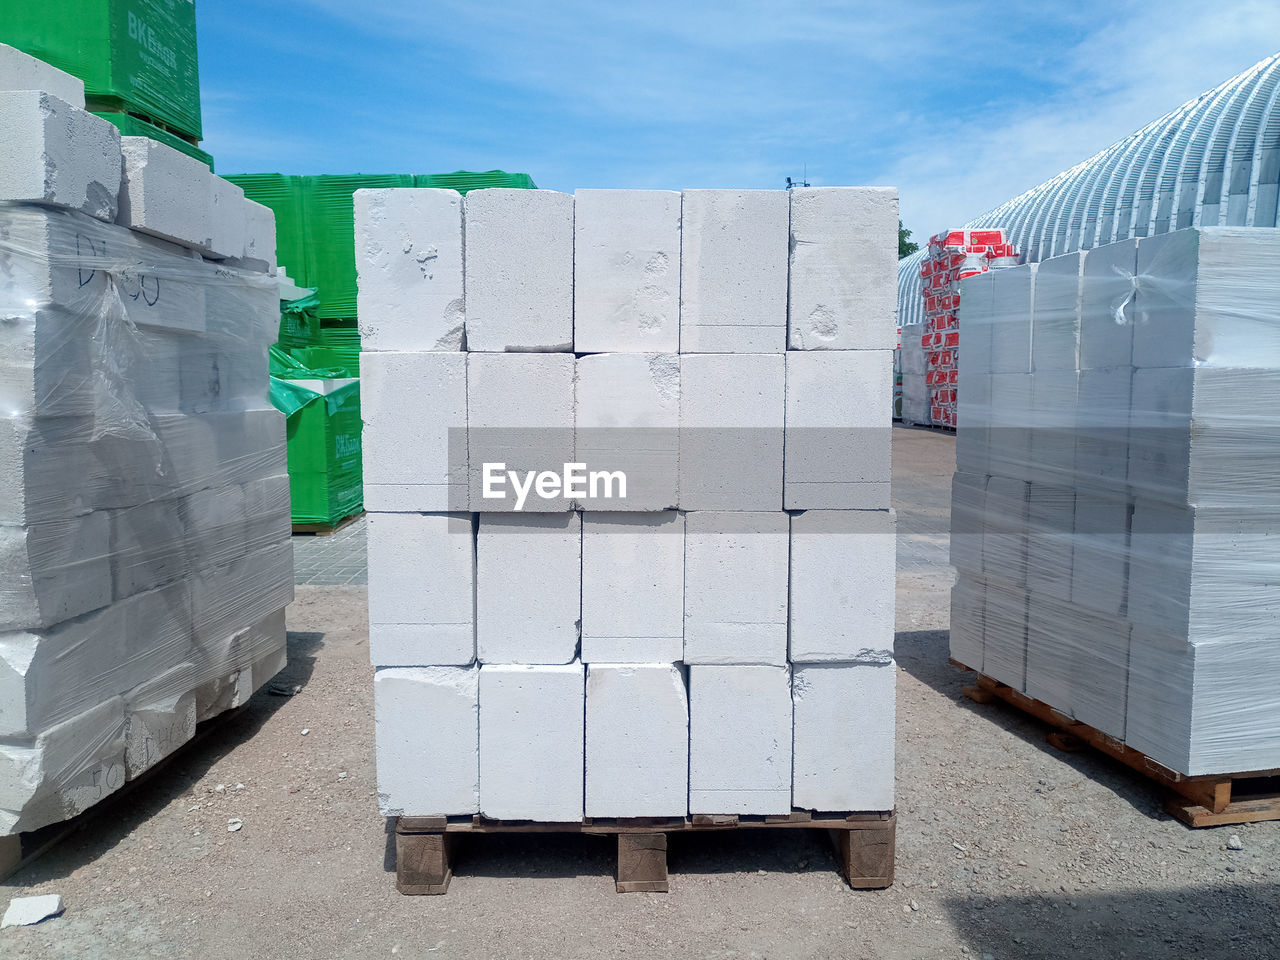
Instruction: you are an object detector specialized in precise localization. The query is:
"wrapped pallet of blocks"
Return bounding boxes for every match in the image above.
[0,50,292,837]
[358,184,898,891]
[950,225,1280,783]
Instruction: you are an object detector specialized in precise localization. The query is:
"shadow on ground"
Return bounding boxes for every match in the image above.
[944,882,1280,959]
[10,630,325,885]
[895,628,1168,822]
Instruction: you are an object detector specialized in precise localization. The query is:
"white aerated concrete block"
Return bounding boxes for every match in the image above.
[467,353,575,512]
[1078,239,1137,370]
[988,263,1035,374]
[0,601,123,738]
[0,513,111,630]
[1126,626,1280,775]
[1031,251,1082,371]
[1133,228,1280,370]
[986,373,1033,478]
[237,198,277,273]
[0,419,94,525]
[0,696,127,835]
[792,663,895,811]
[464,188,573,351]
[1025,484,1074,603]
[948,473,986,576]
[787,187,898,350]
[1027,370,1078,485]
[367,513,474,666]
[122,665,197,779]
[688,665,791,815]
[683,511,788,665]
[479,663,584,821]
[573,189,680,352]
[789,510,895,663]
[1074,366,1131,490]
[575,353,679,510]
[109,498,188,599]
[360,351,467,511]
[680,189,788,352]
[983,582,1029,691]
[207,176,246,260]
[477,513,581,664]
[0,43,84,106]
[1024,594,1129,740]
[982,477,1029,587]
[784,351,891,509]
[1070,492,1129,615]
[679,353,784,510]
[581,512,683,663]
[355,188,464,351]
[117,137,213,251]
[948,575,985,671]
[585,664,688,818]
[0,91,120,221]
[375,666,479,816]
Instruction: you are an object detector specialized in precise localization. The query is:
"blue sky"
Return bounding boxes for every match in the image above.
[197,0,1280,241]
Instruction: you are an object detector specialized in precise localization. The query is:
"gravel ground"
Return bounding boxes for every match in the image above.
[3,425,1278,959]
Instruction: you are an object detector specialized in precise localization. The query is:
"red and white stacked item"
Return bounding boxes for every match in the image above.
[918,229,1018,427]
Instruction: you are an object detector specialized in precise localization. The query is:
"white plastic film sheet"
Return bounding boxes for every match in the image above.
[950,226,1280,776]
[0,202,293,834]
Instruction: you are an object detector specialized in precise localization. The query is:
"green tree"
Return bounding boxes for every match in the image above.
[899,220,919,259]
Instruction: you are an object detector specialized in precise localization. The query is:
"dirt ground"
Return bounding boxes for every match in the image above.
[4,426,1278,959]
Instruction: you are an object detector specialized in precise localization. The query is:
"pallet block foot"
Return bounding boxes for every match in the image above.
[616,833,668,893]
[395,825,454,895]
[962,684,997,705]
[830,815,896,889]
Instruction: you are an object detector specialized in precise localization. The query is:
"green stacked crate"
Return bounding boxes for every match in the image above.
[271,373,364,528]
[3,0,202,140]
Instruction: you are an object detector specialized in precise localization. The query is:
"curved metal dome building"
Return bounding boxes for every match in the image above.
[898,52,1280,326]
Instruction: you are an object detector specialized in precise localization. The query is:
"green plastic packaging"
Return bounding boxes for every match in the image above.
[414,170,538,194]
[94,111,212,169]
[2,0,203,140]
[278,378,363,527]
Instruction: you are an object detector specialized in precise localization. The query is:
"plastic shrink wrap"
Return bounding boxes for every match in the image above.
[950,226,1280,776]
[0,202,292,834]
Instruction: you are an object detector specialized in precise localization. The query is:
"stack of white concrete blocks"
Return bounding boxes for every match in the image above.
[950,226,1280,776]
[0,46,292,834]
[899,321,930,425]
[359,184,899,820]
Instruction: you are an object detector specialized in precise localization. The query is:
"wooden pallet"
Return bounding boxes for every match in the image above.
[394,811,896,894]
[292,510,364,537]
[954,663,1280,828]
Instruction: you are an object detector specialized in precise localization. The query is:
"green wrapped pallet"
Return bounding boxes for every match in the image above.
[270,371,363,528]
[414,170,538,194]
[95,111,212,169]
[3,0,203,140]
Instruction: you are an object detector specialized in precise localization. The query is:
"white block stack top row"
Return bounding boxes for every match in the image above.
[950,226,1280,776]
[0,45,292,835]
[358,183,899,821]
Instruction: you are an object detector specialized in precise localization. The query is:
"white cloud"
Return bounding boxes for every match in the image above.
[888,0,1280,237]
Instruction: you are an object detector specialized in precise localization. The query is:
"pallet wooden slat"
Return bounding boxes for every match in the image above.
[393,812,896,894]
[292,510,364,537]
